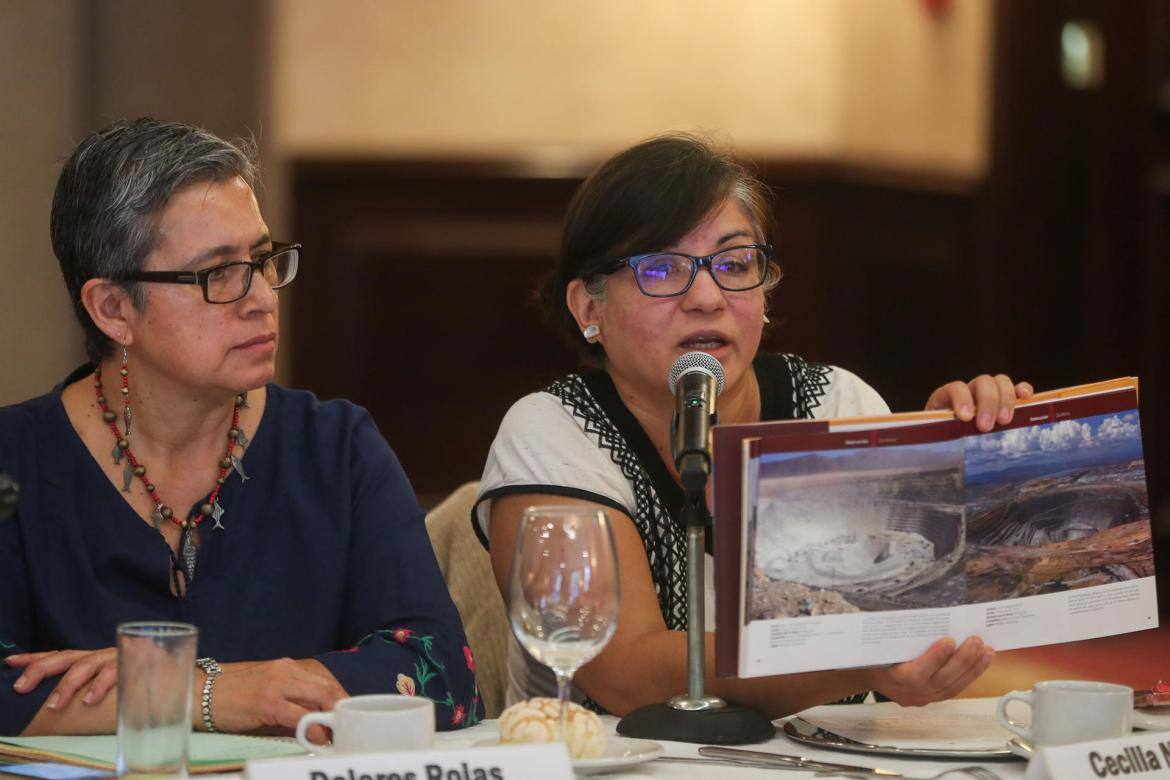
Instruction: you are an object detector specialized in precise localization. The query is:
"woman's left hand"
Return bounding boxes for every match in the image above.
[6,648,118,710]
[925,374,1033,432]
[869,636,994,707]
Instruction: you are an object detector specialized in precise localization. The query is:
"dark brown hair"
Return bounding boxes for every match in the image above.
[540,133,775,364]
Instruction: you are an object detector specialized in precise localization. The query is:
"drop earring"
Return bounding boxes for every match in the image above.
[582,324,600,340]
[120,345,131,435]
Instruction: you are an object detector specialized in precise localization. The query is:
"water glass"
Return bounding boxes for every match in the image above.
[508,506,619,738]
[116,621,198,777]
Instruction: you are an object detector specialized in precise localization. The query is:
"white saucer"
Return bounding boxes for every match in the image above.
[573,737,664,775]
[1134,710,1170,731]
[1007,737,1034,760]
[473,736,663,775]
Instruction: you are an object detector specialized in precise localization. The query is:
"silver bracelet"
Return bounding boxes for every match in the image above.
[195,657,222,733]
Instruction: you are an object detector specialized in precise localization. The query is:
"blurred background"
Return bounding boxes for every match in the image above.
[1,0,1168,694]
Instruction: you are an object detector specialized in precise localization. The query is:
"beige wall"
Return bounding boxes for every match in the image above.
[271,0,842,160]
[0,1,272,405]
[271,0,990,175]
[839,0,991,177]
[0,1,85,404]
[0,0,992,405]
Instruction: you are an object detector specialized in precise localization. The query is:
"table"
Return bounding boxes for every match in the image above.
[208,698,1031,779]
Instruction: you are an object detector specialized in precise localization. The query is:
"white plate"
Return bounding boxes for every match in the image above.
[783,716,1017,759]
[1007,737,1034,760]
[473,737,663,775]
[1134,710,1170,731]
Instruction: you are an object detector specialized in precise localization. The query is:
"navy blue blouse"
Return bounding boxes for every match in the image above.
[0,369,482,735]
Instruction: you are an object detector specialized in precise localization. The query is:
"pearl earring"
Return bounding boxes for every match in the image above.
[763,314,771,324]
[582,324,600,340]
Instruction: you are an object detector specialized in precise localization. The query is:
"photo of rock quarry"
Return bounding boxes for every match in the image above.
[747,411,1152,621]
[962,412,1151,603]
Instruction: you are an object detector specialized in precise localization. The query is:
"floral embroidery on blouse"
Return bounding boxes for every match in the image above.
[360,627,481,728]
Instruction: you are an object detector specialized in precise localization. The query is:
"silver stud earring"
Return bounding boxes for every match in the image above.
[582,324,600,340]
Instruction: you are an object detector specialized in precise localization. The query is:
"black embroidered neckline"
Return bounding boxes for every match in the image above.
[580,354,810,547]
[581,370,687,533]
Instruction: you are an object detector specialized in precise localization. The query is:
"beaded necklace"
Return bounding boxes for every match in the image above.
[93,355,249,588]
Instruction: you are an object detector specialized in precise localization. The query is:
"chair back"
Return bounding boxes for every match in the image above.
[425,481,509,718]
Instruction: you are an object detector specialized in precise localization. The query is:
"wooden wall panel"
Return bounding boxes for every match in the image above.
[986,0,1170,611]
[290,161,982,503]
[291,163,582,505]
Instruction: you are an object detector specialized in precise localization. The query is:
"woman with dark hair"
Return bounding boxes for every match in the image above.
[0,118,482,736]
[473,134,1030,717]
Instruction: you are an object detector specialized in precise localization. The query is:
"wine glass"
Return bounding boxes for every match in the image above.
[508,505,620,740]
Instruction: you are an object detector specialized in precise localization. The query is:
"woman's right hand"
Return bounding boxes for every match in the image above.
[6,648,118,710]
[209,658,347,738]
[14,653,347,738]
[865,637,995,707]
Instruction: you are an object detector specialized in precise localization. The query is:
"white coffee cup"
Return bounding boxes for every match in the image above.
[996,680,1133,748]
[295,694,435,754]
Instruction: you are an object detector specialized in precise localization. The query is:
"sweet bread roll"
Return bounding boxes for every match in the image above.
[497,697,606,759]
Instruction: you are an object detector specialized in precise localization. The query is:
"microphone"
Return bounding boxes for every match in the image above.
[668,352,725,494]
[0,471,18,520]
[618,351,775,744]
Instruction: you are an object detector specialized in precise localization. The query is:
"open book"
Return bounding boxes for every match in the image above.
[712,378,1157,678]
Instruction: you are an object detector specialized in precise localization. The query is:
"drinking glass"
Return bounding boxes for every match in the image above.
[116,621,198,778]
[508,506,620,739]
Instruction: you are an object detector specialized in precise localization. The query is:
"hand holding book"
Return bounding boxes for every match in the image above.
[924,374,1035,432]
[863,635,994,706]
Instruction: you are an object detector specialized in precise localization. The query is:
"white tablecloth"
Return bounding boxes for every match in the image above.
[436,699,1029,778]
[212,698,1032,778]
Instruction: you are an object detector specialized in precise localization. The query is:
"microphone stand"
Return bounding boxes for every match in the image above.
[616,455,775,744]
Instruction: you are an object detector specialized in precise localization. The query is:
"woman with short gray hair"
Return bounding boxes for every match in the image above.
[0,118,482,737]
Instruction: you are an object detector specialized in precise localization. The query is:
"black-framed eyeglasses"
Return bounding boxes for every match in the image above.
[119,242,301,304]
[608,244,775,298]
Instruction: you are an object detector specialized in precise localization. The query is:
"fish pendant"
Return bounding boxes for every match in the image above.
[112,442,123,465]
[122,460,134,492]
[150,506,164,529]
[230,454,249,482]
[210,499,225,530]
[181,530,197,582]
[122,404,132,436]
[235,429,249,449]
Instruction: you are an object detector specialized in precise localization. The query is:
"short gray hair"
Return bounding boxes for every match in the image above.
[50,117,260,363]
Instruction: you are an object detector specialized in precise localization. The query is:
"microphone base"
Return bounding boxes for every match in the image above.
[616,702,776,745]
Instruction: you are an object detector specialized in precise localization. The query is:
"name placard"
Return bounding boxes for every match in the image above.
[1025,731,1170,780]
[245,743,573,780]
